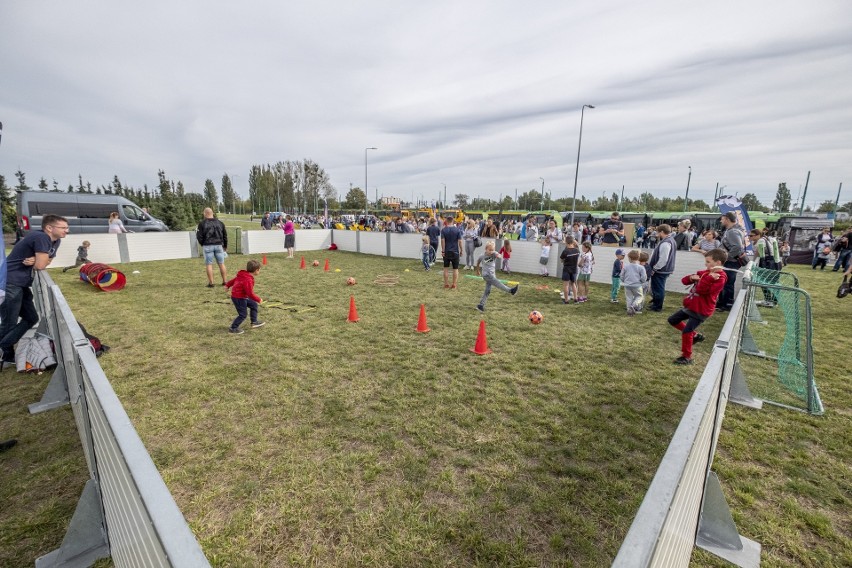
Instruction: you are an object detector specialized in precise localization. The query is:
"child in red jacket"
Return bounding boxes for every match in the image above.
[667,248,728,365]
[225,259,264,334]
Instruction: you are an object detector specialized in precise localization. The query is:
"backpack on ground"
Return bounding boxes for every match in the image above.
[77,321,110,357]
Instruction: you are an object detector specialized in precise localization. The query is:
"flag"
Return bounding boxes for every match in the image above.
[323,199,329,229]
[717,195,754,252]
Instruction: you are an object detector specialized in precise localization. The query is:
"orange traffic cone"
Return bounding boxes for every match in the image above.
[262,255,268,265]
[300,256,306,269]
[324,258,330,272]
[347,295,360,322]
[469,320,492,355]
[415,304,430,333]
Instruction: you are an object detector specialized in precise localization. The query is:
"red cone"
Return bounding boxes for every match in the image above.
[262,255,268,265]
[469,320,492,355]
[347,295,360,322]
[324,258,330,272]
[299,256,306,269]
[415,304,430,333]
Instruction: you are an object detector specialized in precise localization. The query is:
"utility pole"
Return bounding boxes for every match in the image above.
[799,171,811,216]
[683,166,692,212]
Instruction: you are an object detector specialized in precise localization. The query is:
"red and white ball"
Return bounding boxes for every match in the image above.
[528,310,544,325]
[346,277,357,286]
[312,260,320,267]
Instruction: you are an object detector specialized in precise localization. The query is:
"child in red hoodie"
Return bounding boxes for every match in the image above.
[225,259,264,334]
[667,248,728,365]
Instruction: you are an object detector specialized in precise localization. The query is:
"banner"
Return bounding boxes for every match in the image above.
[716,195,753,252]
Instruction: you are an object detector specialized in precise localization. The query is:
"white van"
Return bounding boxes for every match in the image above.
[17,190,169,234]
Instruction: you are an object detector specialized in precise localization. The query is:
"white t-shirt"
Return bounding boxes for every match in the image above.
[580,251,594,275]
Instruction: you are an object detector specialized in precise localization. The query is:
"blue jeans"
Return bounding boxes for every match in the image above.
[833,249,851,271]
[0,284,39,360]
[649,272,670,311]
[230,297,259,330]
[716,259,741,310]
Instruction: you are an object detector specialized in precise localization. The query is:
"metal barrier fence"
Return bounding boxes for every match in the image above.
[30,271,211,568]
[613,282,761,567]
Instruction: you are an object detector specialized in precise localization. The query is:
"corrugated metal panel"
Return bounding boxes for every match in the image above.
[79,347,211,567]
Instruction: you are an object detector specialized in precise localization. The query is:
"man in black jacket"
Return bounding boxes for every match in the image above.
[196,208,228,288]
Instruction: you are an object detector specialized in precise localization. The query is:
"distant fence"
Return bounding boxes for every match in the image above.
[30,271,210,567]
[51,229,710,294]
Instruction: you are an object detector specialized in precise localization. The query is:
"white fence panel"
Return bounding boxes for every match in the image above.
[244,230,287,254]
[332,230,358,252]
[502,240,545,275]
[49,234,123,267]
[294,229,332,252]
[360,232,388,256]
[389,233,424,259]
[126,232,194,262]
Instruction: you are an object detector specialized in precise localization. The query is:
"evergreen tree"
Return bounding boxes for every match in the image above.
[14,170,30,191]
[773,182,792,212]
[0,175,15,233]
[203,179,218,209]
[154,170,187,230]
[38,177,48,191]
[221,174,236,213]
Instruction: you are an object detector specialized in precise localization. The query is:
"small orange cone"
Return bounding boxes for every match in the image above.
[347,295,360,322]
[415,304,430,333]
[300,256,306,269]
[469,320,492,355]
[324,258,330,272]
[262,255,268,265]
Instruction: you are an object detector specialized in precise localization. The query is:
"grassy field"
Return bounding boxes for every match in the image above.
[0,253,849,567]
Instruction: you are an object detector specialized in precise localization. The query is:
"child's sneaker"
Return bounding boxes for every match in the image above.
[673,356,693,365]
[476,304,485,313]
[251,321,266,328]
[627,307,635,316]
[610,298,618,303]
[229,327,244,334]
[510,285,519,295]
[693,333,705,343]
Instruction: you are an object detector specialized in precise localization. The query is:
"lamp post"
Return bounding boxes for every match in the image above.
[570,104,595,226]
[683,166,691,212]
[442,183,446,208]
[365,147,377,217]
[539,177,545,210]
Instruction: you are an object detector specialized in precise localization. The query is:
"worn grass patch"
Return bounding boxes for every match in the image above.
[1,254,848,567]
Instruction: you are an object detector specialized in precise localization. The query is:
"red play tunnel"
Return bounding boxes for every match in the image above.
[79,263,126,292]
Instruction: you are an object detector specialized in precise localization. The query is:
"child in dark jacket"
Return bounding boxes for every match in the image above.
[225,259,264,334]
[667,248,728,365]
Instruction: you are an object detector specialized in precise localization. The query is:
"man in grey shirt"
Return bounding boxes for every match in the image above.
[716,212,746,311]
[474,242,519,312]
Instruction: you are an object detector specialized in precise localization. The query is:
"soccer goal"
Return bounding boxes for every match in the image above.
[737,265,824,415]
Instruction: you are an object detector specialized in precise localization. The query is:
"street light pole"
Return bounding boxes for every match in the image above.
[365,147,377,218]
[539,177,545,210]
[570,104,595,226]
[683,166,692,212]
[442,183,447,209]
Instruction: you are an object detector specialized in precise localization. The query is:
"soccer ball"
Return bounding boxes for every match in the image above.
[529,310,544,325]
[346,277,357,286]
[312,260,320,267]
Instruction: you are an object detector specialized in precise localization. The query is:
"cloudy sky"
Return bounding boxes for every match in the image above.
[2,0,850,210]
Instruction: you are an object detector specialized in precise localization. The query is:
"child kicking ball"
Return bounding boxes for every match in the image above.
[474,242,518,312]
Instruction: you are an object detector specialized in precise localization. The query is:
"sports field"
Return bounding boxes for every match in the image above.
[1,253,849,567]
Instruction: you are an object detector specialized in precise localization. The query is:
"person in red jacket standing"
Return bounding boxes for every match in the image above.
[225,259,265,334]
[667,248,728,365]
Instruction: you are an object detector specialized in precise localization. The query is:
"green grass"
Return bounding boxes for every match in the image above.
[0,255,849,567]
